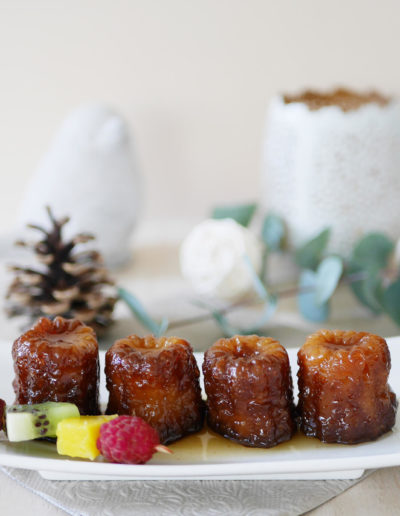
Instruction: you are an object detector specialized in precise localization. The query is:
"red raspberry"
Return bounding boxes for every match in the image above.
[0,399,5,432]
[97,416,170,464]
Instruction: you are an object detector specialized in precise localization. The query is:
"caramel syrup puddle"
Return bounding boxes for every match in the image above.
[151,424,345,465]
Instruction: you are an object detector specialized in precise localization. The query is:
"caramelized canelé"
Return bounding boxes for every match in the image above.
[12,316,100,415]
[298,330,397,444]
[105,335,204,444]
[203,335,296,448]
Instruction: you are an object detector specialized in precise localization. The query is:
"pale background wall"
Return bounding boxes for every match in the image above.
[0,0,399,233]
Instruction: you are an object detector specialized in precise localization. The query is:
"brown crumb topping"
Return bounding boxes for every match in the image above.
[283,88,390,112]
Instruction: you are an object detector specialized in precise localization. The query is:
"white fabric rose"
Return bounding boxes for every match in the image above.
[180,219,263,301]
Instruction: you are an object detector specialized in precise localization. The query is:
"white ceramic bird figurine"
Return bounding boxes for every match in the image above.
[18,103,140,267]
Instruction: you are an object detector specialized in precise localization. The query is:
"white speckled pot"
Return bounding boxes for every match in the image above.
[262,95,400,255]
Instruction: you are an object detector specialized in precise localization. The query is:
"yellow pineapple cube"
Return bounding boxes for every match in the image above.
[56,415,118,460]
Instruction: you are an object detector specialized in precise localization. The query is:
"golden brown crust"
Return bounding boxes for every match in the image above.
[203,335,296,448]
[297,330,397,443]
[105,335,204,444]
[12,316,100,415]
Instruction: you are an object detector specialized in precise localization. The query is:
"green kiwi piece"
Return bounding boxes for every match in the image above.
[6,401,80,442]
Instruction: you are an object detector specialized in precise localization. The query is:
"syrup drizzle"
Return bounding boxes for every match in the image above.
[152,425,345,465]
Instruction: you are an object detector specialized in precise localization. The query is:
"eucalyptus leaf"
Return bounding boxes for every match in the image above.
[194,297,277,338]
[261,214,285,252]
[315,256,343,305]
[212,203,257,227]
[295,228,331,270]
[382,279,400,325]
[209,310,241,337]
[157,317,170,335]
[260,246,268,283]
[243,254,269,301]
[348,264,383,314]
[351,233,394,270]
[298,270,329,322]
[118,287,169,337]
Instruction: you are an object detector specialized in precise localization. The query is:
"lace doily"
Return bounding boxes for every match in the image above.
[1,466,371,516]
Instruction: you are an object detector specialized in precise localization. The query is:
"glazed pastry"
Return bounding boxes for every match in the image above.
[12,316,100,415]
[105,335,204,444]
[203,335,296,448]
[297,330,397,444]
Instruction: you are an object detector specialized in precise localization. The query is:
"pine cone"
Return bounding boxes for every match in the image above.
[5,207,117,335]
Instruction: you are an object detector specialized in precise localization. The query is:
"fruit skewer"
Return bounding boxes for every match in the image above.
[0,399,171,465]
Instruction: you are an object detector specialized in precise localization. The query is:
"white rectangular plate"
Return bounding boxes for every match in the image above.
[0,337,399,480]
